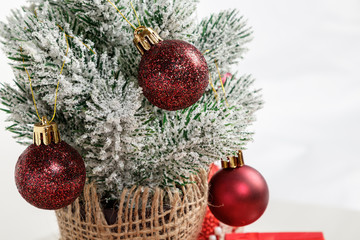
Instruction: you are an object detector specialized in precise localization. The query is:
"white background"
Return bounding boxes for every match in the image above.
[1,0,360,239]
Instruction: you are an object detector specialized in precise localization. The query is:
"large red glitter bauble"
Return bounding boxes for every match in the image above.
[15,141,86,210]
[138,40,209,111]
[208,165,269,227]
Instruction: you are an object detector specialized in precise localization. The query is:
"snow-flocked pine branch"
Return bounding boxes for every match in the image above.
[0,0,263,198]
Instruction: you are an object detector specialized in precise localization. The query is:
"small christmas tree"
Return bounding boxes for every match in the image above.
[0,0,262,200]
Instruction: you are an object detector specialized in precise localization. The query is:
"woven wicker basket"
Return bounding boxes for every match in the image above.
[56,169,208,240]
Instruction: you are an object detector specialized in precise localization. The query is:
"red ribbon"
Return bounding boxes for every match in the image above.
[225,232,325,240]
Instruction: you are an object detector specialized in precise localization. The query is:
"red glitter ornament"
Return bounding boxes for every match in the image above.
[208,151,269,227]
[134,27,209,111]
[15,117,86,210]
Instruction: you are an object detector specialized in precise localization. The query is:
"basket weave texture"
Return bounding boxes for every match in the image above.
[56,169,208,240]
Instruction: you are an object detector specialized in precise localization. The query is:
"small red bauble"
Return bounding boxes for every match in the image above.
[15,118,86,210]
[135,27,209,111]
[208,151,269,227]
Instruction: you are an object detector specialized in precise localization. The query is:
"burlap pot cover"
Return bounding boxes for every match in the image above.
[56,169,208,240]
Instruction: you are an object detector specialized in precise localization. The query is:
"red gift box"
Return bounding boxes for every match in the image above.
[225,232,325,240]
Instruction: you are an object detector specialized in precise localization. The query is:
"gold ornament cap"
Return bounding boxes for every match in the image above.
[133,26,163,55]
[221,150,245,169]
[33,116,61,146]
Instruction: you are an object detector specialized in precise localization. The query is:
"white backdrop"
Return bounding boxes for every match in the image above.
[0,0,359,239]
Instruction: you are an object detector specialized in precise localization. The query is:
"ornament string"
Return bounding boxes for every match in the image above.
[208,73,219,101]
[206,63,230,107]
[202,49,210,55]
[20,47,41,122]
[57,25,96,55]
[20,24,96,123]
[106,0,140,30]
[202,50,230,106]
[50,31,69,123]
[130,1,141,27]
[19,32,68,123]
[215,60,229,107]
[203,50,220,101]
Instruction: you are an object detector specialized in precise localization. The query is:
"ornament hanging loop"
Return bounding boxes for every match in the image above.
[221,150,245,169]
[33,116,61,146]
[133,26,163,55]
[41,116,49,126]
